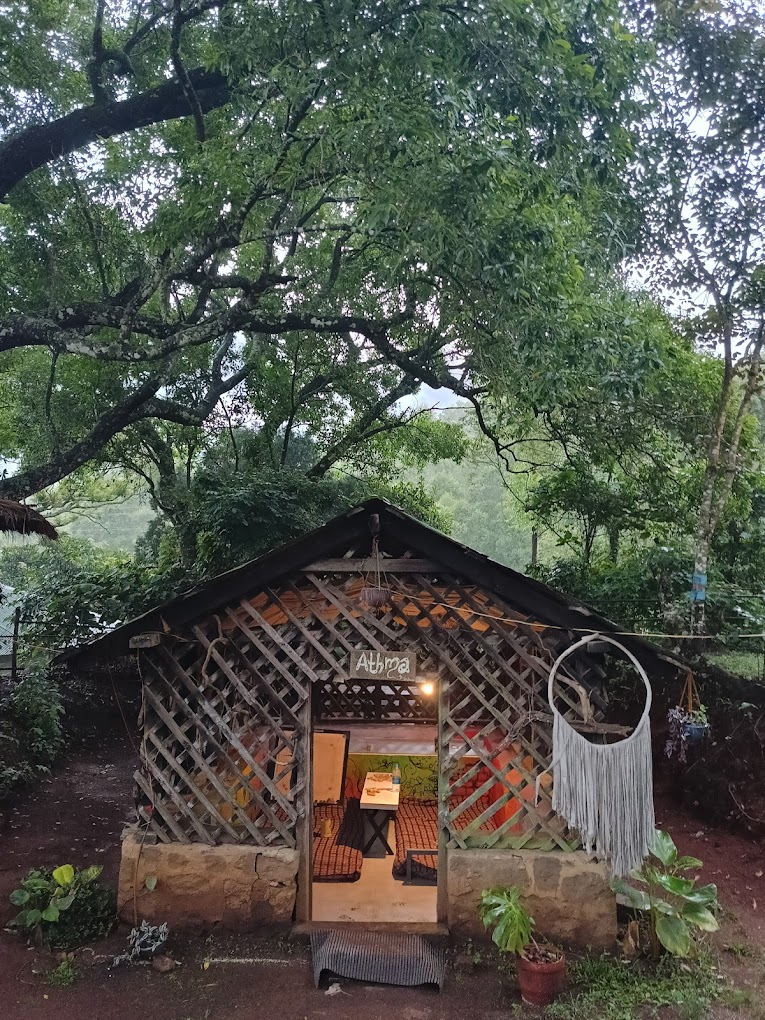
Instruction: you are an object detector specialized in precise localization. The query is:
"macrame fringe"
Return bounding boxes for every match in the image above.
[549,634,655,878]
[551,710,654,877]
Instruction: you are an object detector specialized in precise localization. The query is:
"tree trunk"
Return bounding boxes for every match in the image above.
[583,521,597,566]
[691,327,764,632]
[531,528,538,567]
[608,527,619,564]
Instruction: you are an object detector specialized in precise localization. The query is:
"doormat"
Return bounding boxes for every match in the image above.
[310,929,446,990]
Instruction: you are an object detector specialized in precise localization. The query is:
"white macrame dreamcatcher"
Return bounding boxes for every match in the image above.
[543,633,655,878]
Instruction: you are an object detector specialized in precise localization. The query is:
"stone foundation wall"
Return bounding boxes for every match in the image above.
[447,849,616,951]
[117,831,299,931]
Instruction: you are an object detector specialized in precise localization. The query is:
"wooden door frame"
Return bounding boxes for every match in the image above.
[436,670,449,924]
[294,686,313,923]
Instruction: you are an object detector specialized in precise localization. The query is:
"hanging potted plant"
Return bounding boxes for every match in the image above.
[479,886,565,1007]
[665,671,710,761]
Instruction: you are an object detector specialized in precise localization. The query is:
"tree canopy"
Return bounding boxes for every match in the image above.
[0,0,648,503]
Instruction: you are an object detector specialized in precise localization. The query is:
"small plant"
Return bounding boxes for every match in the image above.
[8,864,115,949]
[612,830,719,959]
[113,920,169,966]
[479,886,565,1006]
[665,706,710,762]
[480,887,535,955]
[46,959,79,987]
[666,672,710,760]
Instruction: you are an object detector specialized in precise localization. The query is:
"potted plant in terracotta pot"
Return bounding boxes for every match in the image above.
[479,886,565,1006]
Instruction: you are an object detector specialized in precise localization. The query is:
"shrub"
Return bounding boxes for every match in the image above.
[9,864,116,949]
[9,668,63,764]
[612,830,719,959]
[46,959,79,986]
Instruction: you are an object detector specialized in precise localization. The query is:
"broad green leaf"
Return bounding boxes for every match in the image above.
[656,914,692,957]
[684,883,718,906]
[611,880,651,911]
[80,865,103,883]
[24,908,43,926]
[41,905,60,922]
[144,874,158,892]
[52,864,75,887]
[9,889,30,906]
[675,856,703,872]
[653,897,679,916]
[56,893,76,910]
[648,830,677,868]
[681,903,719,932]
[655,874,695,897]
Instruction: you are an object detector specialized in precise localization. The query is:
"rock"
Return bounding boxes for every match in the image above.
[152,954,178,973]
[453,953,478,972]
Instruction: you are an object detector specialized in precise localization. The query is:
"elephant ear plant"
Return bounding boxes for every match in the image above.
[612,830,719,959]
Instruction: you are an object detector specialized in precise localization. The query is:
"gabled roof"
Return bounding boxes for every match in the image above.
[59,497,682,675]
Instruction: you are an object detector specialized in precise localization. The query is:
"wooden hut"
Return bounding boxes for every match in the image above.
[63,499,681,946]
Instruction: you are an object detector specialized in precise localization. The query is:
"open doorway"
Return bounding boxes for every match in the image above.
[309,675,440,924]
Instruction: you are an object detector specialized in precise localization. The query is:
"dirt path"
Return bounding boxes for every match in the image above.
[0,739,763,1019]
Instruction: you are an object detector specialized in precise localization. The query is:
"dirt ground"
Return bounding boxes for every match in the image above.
[0,736,763,1020]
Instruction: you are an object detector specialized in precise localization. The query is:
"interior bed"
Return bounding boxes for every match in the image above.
[392,795,498,882]
[312,798,365,882]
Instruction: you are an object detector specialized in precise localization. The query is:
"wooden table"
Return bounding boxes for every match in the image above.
[360,772,400,855]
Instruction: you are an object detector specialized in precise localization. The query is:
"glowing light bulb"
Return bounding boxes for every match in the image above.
[420,681,435,696]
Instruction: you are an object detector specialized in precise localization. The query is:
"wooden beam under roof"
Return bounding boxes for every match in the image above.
[303,558,441,573]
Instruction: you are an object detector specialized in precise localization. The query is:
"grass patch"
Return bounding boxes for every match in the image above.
[545,954,723,1020]
[724,941,760,960]
[706,651,765,681]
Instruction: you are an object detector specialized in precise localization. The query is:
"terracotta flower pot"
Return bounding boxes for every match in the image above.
[516,950,566,1007]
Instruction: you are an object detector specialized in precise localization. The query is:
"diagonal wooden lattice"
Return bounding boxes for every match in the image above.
[135,628,309,846]
[135,555,609,850]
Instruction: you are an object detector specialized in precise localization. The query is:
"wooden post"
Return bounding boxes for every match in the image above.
[294,685,313,923]
[436,670,449,926]
[10,605,20,680]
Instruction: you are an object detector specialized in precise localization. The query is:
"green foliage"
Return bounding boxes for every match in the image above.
[612,830,719,960]
[45,959,79,987]
[149,466,451,576]
[478,886,534,955]
[531,534,765,640]
[545,954,722,1020]
[8,668,63,764]
[0,663,63,798]
[9,864,115,950]
[0,535,192,655]
[0,0,651,508]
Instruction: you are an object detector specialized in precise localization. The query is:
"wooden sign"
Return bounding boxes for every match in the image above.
[349,649,416,681]
[128,632,162,649]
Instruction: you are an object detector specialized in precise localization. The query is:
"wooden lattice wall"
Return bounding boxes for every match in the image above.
[134,555,607,852]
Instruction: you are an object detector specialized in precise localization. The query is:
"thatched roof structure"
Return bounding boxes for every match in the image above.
[0,499,57,540]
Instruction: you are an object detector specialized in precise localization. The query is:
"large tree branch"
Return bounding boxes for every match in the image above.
[305,375,420,478]
[0,375,165,499]
[0,67,229,199]
[0,357,254,500]
[0,305,413,360]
